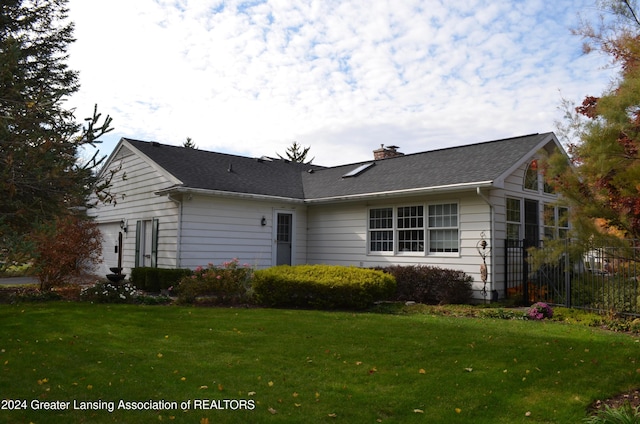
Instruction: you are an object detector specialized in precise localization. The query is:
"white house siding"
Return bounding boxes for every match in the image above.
[306,191,492,298]
[178,195,307,269]
[87,146,180,276]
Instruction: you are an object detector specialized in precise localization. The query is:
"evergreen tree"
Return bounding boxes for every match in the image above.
[277,141,313,163]
[183,137,197,149]
[0,0,112,260]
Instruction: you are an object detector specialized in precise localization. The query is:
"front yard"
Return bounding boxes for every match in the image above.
[0,302,638,423]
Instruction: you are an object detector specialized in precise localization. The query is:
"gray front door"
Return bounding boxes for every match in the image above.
[276,212,292,265]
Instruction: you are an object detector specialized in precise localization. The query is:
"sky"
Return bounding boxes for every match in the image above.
[66,0,616,167]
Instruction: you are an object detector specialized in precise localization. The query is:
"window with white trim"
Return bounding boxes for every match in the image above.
[543,204,570,239]
[368,203,459,254]
[369,208,393,252]
[428,203,459,252]
[506,197,521,240]
[524,160,539,191]
[398,206,424,252]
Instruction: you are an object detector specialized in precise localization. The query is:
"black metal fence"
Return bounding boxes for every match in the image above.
[505,239,640,317]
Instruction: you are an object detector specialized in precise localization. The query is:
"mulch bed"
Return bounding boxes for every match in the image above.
[588,388,640,413]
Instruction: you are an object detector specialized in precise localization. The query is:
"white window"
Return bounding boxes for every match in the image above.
[368,203,458,255]
[397,206,425,252]
[543,204,570,239]
[369,208,393,252]
[428,203,459,253]
[524,160,539,191]
[506,198,521,240]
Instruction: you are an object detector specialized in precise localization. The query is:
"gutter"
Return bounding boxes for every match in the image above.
[476,186,496,301]
[154,186,305,204]
[304,181,494,204]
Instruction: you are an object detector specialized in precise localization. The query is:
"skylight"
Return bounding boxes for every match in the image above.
[342,162,374,178]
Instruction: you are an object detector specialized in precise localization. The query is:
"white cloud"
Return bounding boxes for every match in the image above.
[68,0,613,166]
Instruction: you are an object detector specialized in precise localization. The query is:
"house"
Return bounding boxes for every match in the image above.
[87,132,569,300]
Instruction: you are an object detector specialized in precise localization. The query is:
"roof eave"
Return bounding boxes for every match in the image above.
[154,186,305,204]
[304,181,494,204]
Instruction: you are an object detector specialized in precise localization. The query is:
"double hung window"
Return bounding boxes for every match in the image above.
[368,203,458,254]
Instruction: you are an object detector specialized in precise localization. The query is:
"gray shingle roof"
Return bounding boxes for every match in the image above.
[126,139,323,199]
[301,133,554,200]
[123,133,555,201]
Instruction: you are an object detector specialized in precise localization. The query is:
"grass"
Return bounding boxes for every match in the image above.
[0,302,638,423]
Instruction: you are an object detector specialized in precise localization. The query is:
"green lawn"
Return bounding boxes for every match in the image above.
[0,302,638,423]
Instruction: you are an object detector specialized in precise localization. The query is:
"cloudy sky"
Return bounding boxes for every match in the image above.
[66,0,615,166]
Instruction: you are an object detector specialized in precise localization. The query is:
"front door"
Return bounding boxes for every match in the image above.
[275,212,293,265]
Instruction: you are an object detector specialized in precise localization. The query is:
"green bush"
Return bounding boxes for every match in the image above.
[177,259,253,305]
[130,267,191,292]
[252,265,396,310]
[377,265,473,304]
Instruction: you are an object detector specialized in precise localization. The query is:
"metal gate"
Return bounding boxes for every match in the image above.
[504,239,570,305]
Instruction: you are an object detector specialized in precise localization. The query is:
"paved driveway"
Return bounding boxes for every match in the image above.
[0,277,38,285]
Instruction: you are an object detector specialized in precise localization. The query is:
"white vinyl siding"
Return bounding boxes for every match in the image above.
[87,145,179,275]
[179,196,306,269]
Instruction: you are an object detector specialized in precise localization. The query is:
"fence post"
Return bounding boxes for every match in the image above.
[522,239,529,304]
[564,238,571,308]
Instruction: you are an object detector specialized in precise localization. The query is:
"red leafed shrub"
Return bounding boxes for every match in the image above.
[377,265,473,305]
[30,216,103,290]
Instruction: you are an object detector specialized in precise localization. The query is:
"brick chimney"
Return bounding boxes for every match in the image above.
[373,144,403,160]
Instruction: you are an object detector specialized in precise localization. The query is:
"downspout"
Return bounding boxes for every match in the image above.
[476,187,496,300]
[166,193,183,268]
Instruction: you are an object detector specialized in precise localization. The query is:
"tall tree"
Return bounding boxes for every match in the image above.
[550,0,640,240]
[277,141,313,163]
[0,0,112,259]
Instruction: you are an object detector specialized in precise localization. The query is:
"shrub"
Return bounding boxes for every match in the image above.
[177,259,253,305]
[80,281,139,303]
[29,216,102,290]
[378,265,473,304]
[252,265,396,310]
[527,302,554,320]
[130,267,192,292]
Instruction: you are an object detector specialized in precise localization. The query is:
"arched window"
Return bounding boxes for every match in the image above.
[524,160,538,191]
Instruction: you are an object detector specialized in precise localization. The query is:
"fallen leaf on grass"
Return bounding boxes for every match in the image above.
[464,368,473,372]
[419,368,426,374]
[455,408,461,413]
[268,407,277,414]
[413,409,424,413]
[328,413,337,418]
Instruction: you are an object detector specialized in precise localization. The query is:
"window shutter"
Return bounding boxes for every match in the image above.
[135,221,142,268]
[151,218,159,268]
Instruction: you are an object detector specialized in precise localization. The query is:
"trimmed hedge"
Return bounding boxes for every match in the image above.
[130,267,192,292]
[377,265,473,305]
[252,265,396,310]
